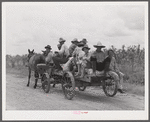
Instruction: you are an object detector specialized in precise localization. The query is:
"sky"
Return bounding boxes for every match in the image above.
[3,2,148,55]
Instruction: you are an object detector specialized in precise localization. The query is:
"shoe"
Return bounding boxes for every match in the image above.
[118,89,125,93]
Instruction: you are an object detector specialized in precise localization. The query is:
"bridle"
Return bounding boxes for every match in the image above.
[27,52,35,62]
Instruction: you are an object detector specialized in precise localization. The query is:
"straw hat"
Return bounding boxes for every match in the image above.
[93,42,105,48]
[45,45,52,50]
[82,44,90,51]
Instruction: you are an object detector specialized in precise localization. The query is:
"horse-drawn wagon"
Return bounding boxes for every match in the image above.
[36,61,118,100]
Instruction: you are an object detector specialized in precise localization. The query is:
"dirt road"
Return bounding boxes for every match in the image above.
[6,72,144,110]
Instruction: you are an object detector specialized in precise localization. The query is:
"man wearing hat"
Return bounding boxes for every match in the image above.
[68,38,79,56]
[52,38,70,71]
[44,45,53,64]
[91,42,111,76]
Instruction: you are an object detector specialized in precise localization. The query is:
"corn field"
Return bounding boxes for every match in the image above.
[6,44,144,85]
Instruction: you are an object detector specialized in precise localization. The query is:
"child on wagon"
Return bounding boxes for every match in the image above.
[79,45,92,78]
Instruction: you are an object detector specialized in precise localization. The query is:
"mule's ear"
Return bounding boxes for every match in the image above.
[28,49,30,53]
[32,49,34,53]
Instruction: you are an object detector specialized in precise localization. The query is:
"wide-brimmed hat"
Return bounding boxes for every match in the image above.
[71,38,78,43]
[45,45,52,49]
[59,37,66,43]
[82,44,90,51]
[93,42,105,48]
[77,41,85,47]
[81,38,88,44]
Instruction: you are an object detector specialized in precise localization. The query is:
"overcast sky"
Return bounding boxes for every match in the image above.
[3,2,148,55]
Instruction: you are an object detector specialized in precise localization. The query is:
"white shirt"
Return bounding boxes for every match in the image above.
[45,51,53,63]
[72,46,84,60]
[59,44,69,58]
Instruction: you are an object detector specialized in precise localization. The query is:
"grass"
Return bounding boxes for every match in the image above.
[122,83,144,96]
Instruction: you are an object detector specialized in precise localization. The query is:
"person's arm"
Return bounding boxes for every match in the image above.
[72,47,77,57]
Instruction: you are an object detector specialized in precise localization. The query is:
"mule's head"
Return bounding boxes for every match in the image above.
[27,49,35,61]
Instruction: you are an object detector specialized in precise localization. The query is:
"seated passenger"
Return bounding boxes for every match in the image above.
[107,49,125,93]
[52,38,70,71]
[68,38,79,56]
[90,42,110,76]
[72,41,85,76]
[44,45,53,64]
[79,45,92,78]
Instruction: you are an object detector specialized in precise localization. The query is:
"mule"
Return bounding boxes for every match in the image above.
[27,49,46,88]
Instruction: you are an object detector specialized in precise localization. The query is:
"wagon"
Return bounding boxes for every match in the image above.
[36,63,118,100]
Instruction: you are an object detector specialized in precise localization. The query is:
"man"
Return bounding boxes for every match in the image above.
[107,49,125,93]
[68,38,79,56]
[90,42,110,76]
[52,38,70,71]
[44,45,53,64]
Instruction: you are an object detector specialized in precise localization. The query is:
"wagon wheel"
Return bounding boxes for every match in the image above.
[102,77,118,97]
[62,72,75,100]
[78,86,86,91]
[41,74,51,93]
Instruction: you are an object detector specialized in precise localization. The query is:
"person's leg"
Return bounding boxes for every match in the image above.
[117,71,125,93]
[96,57,111,75]
[90,57,97,75]
[79,62,86,78]
[108,71,125,93]
[75,63,81,76]
[52,56,68,70]
[79,66,85,78]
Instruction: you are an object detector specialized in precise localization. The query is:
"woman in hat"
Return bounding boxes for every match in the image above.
[79,45,92,78]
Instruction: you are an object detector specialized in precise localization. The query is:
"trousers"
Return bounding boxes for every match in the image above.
[90,56,111,71]
[52,56,68,70]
